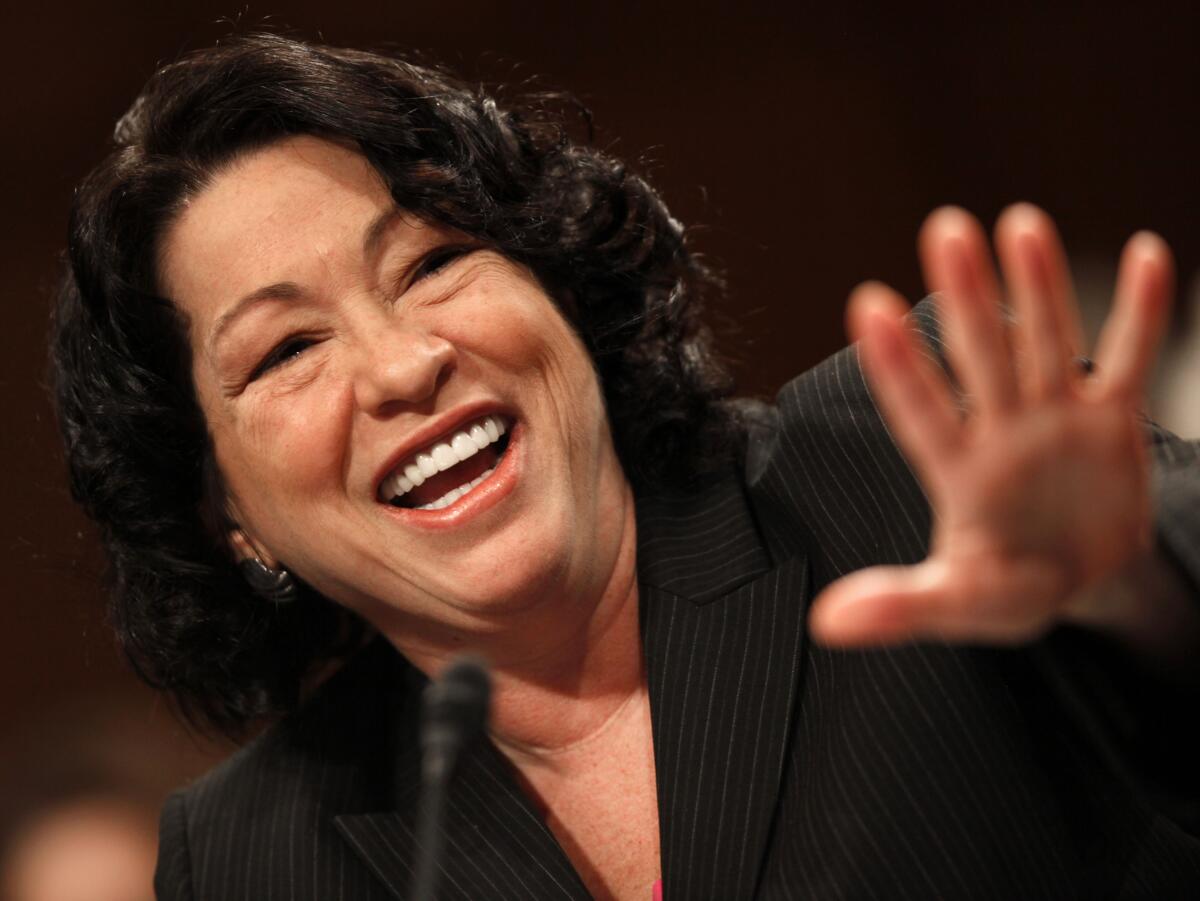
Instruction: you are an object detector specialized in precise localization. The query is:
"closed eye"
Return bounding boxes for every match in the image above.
[249,336,317,382]
[411,244,475,282]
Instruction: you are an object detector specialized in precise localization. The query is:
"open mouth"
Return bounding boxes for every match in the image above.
[377,414,512,511]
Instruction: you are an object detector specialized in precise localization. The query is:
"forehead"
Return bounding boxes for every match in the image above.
[159,135,396,324]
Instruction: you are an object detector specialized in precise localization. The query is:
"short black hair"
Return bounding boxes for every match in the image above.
[52,33,744,736]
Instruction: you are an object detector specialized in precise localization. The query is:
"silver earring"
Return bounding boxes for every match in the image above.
[239,558,298,604]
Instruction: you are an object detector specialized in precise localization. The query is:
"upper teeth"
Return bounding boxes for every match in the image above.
[380,414,507,504]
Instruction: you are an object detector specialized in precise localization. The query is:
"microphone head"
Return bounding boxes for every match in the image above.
[421,655,491,752]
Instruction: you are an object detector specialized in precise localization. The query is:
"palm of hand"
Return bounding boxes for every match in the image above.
[810,204,1172,647]
[926,395,1150,642]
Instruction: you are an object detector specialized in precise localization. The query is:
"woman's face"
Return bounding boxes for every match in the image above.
[160,136,631,642]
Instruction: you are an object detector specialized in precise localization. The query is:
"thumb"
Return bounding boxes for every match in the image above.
[808,561,953,647]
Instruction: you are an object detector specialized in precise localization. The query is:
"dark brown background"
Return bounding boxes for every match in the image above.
[2,2,1198,786]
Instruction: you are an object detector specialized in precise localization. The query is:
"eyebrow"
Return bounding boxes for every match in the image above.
[208,281,306,351]
[206,208,403,351]
[361,207,403,259]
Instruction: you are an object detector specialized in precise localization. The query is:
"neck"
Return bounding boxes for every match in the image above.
[393,488,644,756]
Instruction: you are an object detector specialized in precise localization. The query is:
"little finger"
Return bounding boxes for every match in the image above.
[1093,231,1173,404]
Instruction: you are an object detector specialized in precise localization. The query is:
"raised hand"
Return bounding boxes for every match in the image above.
[809,203,1175,647]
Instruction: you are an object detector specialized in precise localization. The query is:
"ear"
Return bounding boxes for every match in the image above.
[227,527,281,570]
[223,491,280,568]
[228,526,299,604]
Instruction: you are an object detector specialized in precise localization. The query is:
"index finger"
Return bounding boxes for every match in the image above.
[847,282,964,485]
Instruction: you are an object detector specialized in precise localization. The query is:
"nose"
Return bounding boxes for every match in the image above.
[352,322,456,415]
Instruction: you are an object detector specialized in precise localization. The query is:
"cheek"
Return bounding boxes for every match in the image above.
[439,264,582,371]
[213,385,351,519]
[493,302,611,461]
[451,299,554,370]
[459,294,597,397]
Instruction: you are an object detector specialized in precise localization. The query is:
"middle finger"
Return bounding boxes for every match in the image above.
[919,206,1018,415]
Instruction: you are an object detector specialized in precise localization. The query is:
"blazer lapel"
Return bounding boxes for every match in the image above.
[334,661,591,900]
[638,477,810,900]
[335,474,809,901]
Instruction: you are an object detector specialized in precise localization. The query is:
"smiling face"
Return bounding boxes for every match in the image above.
[159,136,633,647]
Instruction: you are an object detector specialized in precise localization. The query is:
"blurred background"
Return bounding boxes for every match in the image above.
[2,1,1198,897]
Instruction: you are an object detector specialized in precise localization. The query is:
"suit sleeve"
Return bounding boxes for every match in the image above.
[752,295,1200,831]
[1148,419,1200,593]
[154,792,196,901]
[1039,413,1200,835]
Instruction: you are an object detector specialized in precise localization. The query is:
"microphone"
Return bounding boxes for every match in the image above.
[412,656,492,901]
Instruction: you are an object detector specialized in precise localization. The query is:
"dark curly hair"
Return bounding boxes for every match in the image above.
[52,33,744,736]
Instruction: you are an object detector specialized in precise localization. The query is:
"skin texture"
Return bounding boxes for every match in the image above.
[809,203,1199,666]
[158,136,1195,895]
[160,136,657,900]
[161,136,635,659]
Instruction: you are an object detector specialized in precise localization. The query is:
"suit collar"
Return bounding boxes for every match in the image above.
[335,732,591,899]
[335,471,810,900]
[638,476,810,899]
[634,476,778,603]
[333,640,592,899]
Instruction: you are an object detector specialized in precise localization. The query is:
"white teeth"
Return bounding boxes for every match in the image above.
[451,433,477,462]
[380,416,509,505]
[431,444,457,470]
[415,468,495,510]
[416,454,438,478]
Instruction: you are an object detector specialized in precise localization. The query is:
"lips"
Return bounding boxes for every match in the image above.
[377,413,511,509]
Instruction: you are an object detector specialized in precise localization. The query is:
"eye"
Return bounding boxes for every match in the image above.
[249,336,316,382]
[411,244,473,282]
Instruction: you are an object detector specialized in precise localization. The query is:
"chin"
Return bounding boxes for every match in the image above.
[442,534,576,620]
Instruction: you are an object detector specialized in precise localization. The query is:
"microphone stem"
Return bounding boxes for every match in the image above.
[412,751,453,901]
[412,656,491,900]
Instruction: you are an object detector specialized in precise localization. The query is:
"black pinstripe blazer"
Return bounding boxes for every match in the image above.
[156,307,1200,899]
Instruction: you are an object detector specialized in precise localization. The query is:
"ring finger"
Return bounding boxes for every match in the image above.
[995,204,1084,399]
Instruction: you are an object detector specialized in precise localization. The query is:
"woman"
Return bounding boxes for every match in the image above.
[53,34,1200,899]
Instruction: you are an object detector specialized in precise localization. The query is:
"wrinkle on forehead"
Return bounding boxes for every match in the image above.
[159,138,391,281]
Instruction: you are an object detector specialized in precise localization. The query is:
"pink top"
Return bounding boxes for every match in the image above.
[653,878,663,900]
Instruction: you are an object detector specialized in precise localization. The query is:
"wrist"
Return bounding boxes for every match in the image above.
[1062,548,1200,683]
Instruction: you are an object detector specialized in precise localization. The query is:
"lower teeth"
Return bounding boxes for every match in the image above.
[416,467,496,510]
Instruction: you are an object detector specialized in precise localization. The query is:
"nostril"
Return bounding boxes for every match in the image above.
[355,331,456,412]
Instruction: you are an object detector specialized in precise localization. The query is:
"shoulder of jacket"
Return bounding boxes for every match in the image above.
[173,637,401,829]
